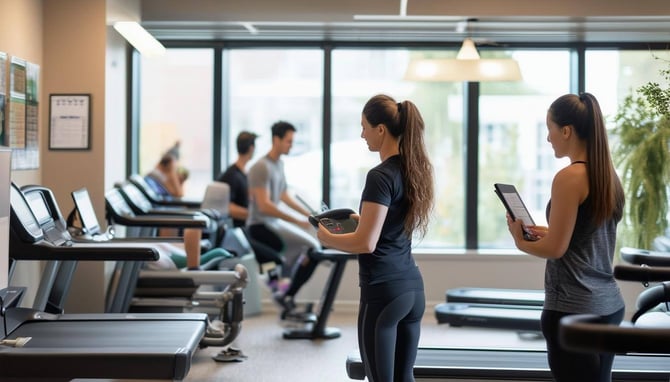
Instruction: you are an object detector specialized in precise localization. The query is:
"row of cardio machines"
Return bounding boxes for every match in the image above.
[346,242,670,380]
[0,166,249,380]
[114,175,360,341]
[101,176,258,321]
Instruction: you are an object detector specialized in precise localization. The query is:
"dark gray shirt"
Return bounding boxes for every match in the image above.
[543,198,625,315]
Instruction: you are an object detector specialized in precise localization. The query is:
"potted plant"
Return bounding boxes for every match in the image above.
[612,63,670,249]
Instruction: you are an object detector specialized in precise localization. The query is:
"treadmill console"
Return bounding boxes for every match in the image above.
[9,184,43,243]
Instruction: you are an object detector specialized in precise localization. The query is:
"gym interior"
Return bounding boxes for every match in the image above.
[1,0,670,381]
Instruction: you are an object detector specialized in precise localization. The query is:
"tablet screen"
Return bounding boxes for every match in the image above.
[494,183,535,227]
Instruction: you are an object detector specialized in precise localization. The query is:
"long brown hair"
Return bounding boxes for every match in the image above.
[548,93,625,225]
[362,94,434,237]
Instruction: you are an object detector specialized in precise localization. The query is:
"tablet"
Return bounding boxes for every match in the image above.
[494,183,538,241]
[308,208,358,234]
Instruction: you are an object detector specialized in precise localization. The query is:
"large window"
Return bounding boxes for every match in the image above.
[331,49,465,248]
[478,50,571,249]
[135,44,668,252]
[225,49,324,205]
[138,48,214,198]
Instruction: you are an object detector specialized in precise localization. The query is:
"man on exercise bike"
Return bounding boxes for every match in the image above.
[246,121,322,321]
[217,131,284,292]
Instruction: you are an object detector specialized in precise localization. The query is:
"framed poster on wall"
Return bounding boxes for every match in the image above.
[49,93,90,150]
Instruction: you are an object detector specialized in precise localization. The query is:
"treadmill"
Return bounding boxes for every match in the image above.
[12,183,248,360]
[435,287,544,331]
[433,232,670,331]
[0,170,207,379]
[435,246,670,331]
[347,256,670,381]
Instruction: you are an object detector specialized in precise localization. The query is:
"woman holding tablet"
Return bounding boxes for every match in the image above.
[317,94,434,382]
[505,93,625,382]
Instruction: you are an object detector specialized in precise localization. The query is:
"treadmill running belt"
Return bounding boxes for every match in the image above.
[446,288,544,306]
[0,319,204,380]
[435,303,542,331]
[346,347,670,381]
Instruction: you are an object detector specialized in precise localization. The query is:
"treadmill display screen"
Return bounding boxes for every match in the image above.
[25,192,52,226]
[10,185,42,240]
[71,188,101,233]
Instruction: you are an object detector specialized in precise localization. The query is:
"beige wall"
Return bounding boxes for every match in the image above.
[41,0,109,312]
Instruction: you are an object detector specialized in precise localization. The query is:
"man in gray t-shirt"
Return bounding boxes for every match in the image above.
[247,121,321,320]
[247,153,289,226]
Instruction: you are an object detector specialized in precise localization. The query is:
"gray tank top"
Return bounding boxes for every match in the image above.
[544,197,625,315]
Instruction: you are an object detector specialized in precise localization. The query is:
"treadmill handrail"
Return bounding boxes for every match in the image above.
[621,247,670,267]
[614,264,670,283]
[10,241,160,261]
[560,313,670,354]
[128,173,202,208]
[105,187,208,229]
[107,211,208,228]
[120,181,212,218]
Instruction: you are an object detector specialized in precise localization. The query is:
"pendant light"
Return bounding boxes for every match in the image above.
[405,38,522,82]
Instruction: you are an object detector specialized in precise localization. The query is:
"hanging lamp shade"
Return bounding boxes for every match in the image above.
[405,38,522,82]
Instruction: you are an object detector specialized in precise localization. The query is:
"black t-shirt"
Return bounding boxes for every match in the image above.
[358,155,419,285]
[217,164,248,227]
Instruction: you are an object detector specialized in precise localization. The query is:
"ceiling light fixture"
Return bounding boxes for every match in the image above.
[113,21,166,57]
[405,38,522,82]
[353,0,522,83]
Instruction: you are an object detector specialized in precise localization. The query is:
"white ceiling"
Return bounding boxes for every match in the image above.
[138,0,670,43]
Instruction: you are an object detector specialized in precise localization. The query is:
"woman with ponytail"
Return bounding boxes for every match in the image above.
[506,93,625,382]
[317,94,434,382]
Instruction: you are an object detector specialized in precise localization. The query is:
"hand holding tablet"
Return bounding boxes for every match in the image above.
[308,208,358,234]
[494,183,540,241]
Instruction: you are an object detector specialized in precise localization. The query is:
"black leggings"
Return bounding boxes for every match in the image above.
[541,307,625,382]
[359,278,425,382]
[246,224,284,266]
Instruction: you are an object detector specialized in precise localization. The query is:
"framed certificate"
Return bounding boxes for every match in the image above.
[49,94,90,150]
